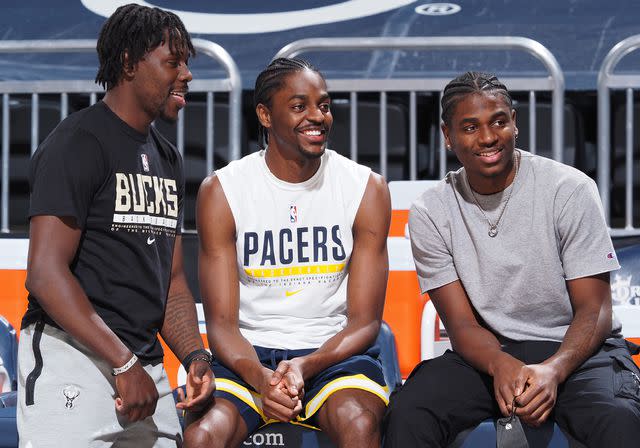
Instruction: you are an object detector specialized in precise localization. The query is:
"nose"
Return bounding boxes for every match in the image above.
[478,125,498,146]
[179,62,192,83]
[307,105,325,123]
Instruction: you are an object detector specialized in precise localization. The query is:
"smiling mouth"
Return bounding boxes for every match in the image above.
[170,90,186,99]
[302,129,323,136]
[475,148,502,157]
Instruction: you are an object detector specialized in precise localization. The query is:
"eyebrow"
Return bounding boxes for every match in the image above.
[459,110,509,124]
[287,93,330,102]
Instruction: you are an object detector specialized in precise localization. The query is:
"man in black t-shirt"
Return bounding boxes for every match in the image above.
[17,5,214,447]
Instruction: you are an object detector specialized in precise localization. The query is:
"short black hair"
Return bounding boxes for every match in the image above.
[254,57,325,150]
[441,71,512,126]
[95,3,195,90]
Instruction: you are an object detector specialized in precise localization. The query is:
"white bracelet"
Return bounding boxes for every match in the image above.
[112,354,138,376]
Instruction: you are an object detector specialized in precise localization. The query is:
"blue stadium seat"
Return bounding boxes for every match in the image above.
[175,321,402,447]
[450,418,584,447]
[0,391,18,448]
[0,316,18,392]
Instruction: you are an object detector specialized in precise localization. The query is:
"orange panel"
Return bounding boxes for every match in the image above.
[629,337,640,367]
[383,270,428,378]
[0,270,29,335]
[389,210,409,237]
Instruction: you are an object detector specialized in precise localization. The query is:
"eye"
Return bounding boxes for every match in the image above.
[292,104,305,112]
[320,102,331,113]
[493,119,506,127]
[168,60,179,68]
[463,124,477,132]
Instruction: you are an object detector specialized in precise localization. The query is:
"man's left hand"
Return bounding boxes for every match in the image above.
[271,359,305,402]
[175,360,215,412]
[514,363,561,427]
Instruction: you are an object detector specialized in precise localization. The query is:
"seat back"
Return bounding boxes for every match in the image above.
[0,317,17,392]
[385,180,438,378]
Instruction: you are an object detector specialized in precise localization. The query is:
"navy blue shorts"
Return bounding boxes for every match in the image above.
[212,343,388,433]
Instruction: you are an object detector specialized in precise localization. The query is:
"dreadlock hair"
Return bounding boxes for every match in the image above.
[254,57,325,150]
[95,3,195,90]
[441,71,512,126]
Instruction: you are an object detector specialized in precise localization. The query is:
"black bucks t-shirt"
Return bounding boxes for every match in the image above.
[23,101,184,363]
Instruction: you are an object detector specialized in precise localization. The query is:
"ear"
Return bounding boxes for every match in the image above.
[122,50,136,80]
[441,122,453,151]
[256,103,271,129]
[512,109,518,137]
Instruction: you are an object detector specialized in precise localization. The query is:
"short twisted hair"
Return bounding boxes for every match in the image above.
[254,58,325,149]
[441,72,512,125]
[95,3,195,90]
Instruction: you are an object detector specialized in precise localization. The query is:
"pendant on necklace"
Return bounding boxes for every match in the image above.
[488,225,498,237]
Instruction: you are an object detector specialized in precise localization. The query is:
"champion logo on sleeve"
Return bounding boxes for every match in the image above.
[607,252,615,260]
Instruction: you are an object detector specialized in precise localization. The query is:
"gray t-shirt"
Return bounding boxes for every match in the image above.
[409,150,621,342]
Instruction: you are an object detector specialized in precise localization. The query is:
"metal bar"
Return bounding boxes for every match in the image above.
[192,38,242,161]
[206,91,214,173]
[380,92,387,179]
[325,77,553,93]
[1,94,9,232]
[177,108,185,156]
[60,93,68,120]
[90,92,97,105]
[529,91,536,155]
[625,88,634,230]
[0,38,242,233]
[275,35,564,173]
[31,93,39,155]
[439,91,446,179]
[409,91,417,180]
[597,33,640,234]
[350,92,358,162]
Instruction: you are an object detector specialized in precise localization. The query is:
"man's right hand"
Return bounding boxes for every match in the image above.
[114,361,159,422]
[258,368,302,422]
[490,353,528,417]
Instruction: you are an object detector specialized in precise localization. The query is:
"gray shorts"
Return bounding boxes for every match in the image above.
[17,322,182,448]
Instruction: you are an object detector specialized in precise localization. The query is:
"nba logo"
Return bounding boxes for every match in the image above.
[141,154,150,172]
[289,205,297,223]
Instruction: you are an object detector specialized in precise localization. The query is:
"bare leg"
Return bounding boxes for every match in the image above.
[183,397,249,448]
[316,389,385,448]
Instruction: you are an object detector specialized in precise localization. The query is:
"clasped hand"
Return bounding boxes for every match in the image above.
[259,359,305,422]
[493,357,560,427]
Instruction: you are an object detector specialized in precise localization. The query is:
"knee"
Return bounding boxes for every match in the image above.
[599,401,640,431]
[346,409,381,438]
[383,392,442,446]
[184,418,235,448]
[183,421,215,448]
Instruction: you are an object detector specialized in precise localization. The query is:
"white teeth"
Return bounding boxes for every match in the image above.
[478,149,500,157]
[303,130,321,136]
[170,91,185,98]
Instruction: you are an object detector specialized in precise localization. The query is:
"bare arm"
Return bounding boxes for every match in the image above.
[278,174,391,382]
[160,235,214,411]
[26,215,157,421]
[429,280,527,417]
[515,272,611,425]
[160,235,204,360]
[196,175,299,421]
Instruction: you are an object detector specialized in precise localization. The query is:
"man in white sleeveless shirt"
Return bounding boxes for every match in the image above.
[185,58,392,448]
[384,72,640,447]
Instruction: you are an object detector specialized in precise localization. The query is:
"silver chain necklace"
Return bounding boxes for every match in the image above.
[466,151,521,237]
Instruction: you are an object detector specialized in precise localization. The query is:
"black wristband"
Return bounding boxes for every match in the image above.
[182,349,213,371]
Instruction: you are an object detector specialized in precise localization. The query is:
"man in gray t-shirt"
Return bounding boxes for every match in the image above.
[384,72,640,447]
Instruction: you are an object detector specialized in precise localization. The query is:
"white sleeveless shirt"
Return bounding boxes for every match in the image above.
[216,149,371,349]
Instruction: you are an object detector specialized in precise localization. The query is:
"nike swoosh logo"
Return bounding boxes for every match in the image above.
[285,289,304,297]
[147,237,156,245]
